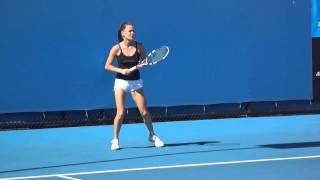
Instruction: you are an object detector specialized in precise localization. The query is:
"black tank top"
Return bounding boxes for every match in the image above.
[116,42,141,80]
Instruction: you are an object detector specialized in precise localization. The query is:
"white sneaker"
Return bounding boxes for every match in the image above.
[149,135,164,147]
[111,139,120,150]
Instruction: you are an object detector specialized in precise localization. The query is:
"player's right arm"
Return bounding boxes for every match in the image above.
[105,45,130,75]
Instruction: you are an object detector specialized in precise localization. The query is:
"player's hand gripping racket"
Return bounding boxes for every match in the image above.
[129,46,169,72]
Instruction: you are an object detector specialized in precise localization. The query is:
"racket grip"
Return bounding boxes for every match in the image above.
[129,66,137,72]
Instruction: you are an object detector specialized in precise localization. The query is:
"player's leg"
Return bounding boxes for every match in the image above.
[111,88,126,150]
[131,88,164,147]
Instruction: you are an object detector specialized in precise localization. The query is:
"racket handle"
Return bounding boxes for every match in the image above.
[129,66,137,72]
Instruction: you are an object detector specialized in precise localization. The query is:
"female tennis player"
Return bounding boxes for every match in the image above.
[105,21,164,150]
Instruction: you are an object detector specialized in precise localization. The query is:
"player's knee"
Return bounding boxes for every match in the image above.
[140,109,149,117]
[116,110,126,119]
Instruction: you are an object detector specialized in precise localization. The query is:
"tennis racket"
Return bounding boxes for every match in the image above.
[129,46,169,72]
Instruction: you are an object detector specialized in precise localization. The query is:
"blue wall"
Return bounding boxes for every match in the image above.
[0,0,311,113]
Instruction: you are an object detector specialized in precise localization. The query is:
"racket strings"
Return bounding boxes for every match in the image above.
[148,47,169,65]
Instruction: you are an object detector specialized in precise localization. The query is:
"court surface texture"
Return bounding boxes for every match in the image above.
[0,114,320,180]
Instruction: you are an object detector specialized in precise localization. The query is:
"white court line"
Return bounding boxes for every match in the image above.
[1,155,320,180]
[56,175,82,180]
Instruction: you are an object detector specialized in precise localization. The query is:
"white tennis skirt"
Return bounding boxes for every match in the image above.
[114,78,143,92]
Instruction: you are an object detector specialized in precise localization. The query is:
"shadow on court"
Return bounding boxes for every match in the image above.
[125,140,224,149]
[1,141,320,174]
[259,141,320,149]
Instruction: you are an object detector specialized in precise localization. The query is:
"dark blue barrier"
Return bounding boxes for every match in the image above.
[0,112,44,129]
[148,107,167,120]
[205,103,244,115]
[2,100,320,130]
[167,105,204,116]
[61,110,87,121]
[246,101,277,116]
[44,111,65,122]
[86,109,104,121]
[277,100,314,113]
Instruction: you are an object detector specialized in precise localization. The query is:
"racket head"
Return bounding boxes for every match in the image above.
[146,46,169,65]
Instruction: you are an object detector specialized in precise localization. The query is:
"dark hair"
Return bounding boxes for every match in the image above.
[117,21,134,42]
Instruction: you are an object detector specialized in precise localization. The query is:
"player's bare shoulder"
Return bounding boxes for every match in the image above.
[110,44,121,56]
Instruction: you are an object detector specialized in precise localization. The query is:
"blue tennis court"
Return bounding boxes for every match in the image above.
[1,114,320,180]
[1,0,320,180]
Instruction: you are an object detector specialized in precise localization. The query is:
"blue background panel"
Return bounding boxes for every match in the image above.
[0,0,311,113]
[312,0,320,37]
